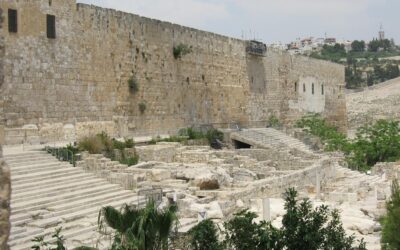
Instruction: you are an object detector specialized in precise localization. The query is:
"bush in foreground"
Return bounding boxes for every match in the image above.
[189,188,366,250]
[381,179,400,250]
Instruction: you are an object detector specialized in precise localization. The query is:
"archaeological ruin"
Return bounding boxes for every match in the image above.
[0,1,398,250]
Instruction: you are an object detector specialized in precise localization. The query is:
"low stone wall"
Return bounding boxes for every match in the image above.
[197,157,336,203]
[76,152,141,190]
[372,162,400,181]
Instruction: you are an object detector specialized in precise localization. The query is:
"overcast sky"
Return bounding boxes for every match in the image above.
[77,0,399,44]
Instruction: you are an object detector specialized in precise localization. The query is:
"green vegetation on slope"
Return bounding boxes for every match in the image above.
[310,41,400,89]
[296,114,400,171]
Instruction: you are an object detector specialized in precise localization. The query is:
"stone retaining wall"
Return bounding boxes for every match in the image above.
[0,0,346,144]
[0,7,11,249]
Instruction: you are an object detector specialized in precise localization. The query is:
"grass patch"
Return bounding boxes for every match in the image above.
[78,132,139,167]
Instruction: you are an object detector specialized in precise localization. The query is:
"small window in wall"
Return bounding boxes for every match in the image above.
[303,83,306,92]
[321,84,324,95]
[8,9,18,33]
[46,14,56,39]
[312,83,315,95]
[295,82,298,92]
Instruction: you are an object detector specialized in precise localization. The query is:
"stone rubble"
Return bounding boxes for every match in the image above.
[4,127,396,250]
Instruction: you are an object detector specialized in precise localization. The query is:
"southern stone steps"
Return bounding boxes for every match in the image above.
[11,184,123,214]
[11,190,136,225]
[231,128,314,155]
[11,177,109,201]
[11,173,98,193]
[5,149,146,249]
[10,196,145,250]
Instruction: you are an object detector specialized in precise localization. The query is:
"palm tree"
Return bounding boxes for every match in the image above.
[98,201,178,250]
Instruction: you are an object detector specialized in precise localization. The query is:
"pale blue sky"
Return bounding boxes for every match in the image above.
[77,0,399,44]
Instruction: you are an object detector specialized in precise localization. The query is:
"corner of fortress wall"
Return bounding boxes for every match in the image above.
[0,1,347,144]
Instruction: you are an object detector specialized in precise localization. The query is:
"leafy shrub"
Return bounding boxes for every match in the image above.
[112,139,126,151]
[297,115,400,171]
[267,115,281,128]
[32,228,67,250]
[199,180,220,190]
[295,114,349,152]
[179,127,204,140]
[97,132,114,159]
[381,179,400,250]
[98,201,178,250]
[173,43,192,59]
[78,136,104,154]
[125,138,135,148]
[128,76,139,93]
[224,210,282,250]
[119,155,139,167]
[206,128,224,145]
[349,120,400,171]
[138,102,146,114]
[189,219,224,250]
[112,138,135,150]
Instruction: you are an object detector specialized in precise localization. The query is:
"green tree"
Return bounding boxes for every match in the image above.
[386,64,400,79]
[282,188,365,250]
[369,39,381,52]
[189,219,224,250]
[381,39,392,51]
[224,210,283,250]
[98,201,178,250]
[351,40,366,52]
[381,180,400,250]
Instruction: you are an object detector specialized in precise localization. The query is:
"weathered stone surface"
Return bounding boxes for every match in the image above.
[0,9,10,248]
[0,160,10,250]
[0,0,346,144]
[136,144,177,163]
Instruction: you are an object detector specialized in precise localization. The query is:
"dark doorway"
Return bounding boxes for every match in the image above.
[233,140,252,149]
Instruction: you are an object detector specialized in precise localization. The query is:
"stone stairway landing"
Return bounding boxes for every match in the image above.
[5,150,145,250]
[231,128,315,155]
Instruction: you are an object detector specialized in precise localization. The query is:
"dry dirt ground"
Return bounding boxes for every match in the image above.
[346,77,400,135]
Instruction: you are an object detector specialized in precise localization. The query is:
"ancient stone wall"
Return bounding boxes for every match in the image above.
[0,0,346,144]
[0,7,11,249]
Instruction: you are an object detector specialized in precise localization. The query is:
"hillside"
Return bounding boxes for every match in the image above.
[346,77,400,130]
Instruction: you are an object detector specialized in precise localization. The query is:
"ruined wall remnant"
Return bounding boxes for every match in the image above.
[0,0,347,144]
[0,6,11,249]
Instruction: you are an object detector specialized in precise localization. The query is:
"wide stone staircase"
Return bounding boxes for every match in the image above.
[231,128,314,155]
[5,150,146,250]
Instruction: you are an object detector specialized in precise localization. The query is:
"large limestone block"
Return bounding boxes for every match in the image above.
[136,144,177,163]
[150,169,172,182]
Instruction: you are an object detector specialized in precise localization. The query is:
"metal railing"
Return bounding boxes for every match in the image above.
[45,146,79,167]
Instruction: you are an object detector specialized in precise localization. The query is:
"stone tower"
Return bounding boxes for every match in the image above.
[379,24,385,41]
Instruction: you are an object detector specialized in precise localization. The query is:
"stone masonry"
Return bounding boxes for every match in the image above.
[1,7,11,249]
[0,0,347,144]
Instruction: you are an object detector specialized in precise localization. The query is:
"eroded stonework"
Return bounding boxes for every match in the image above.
[0,0,347,144]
